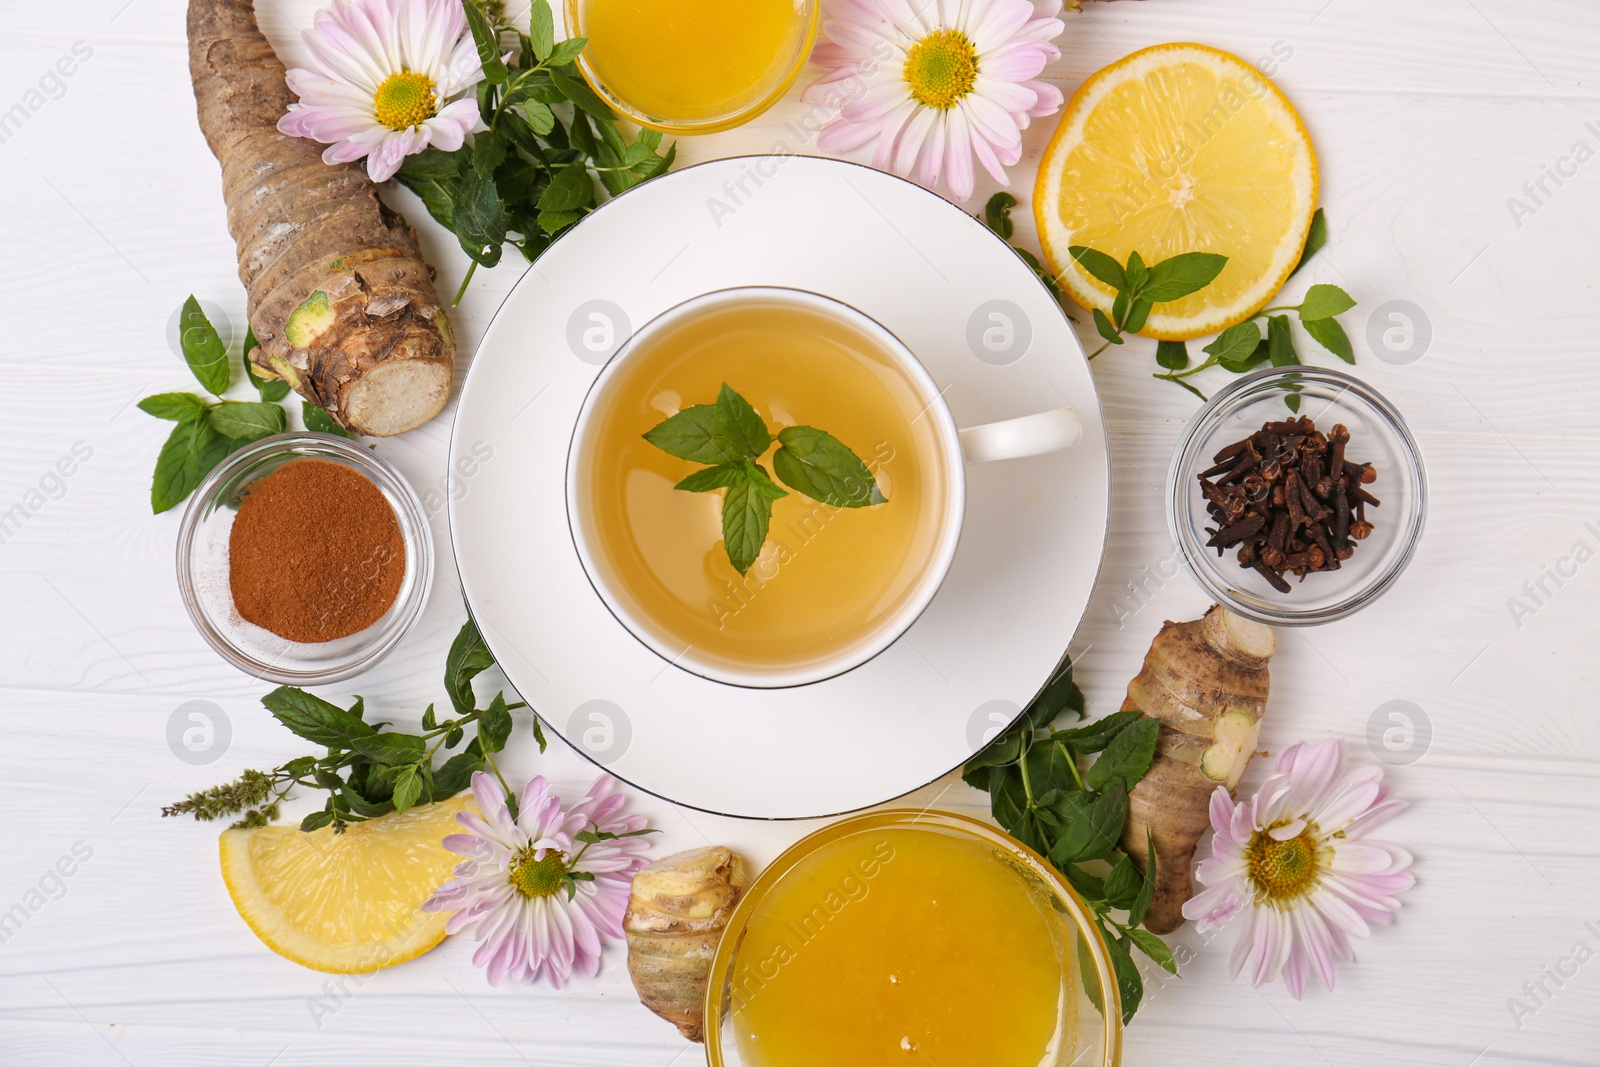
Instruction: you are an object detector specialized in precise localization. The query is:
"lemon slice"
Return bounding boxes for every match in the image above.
[219,794,474,973]
[1034,42,1318,340]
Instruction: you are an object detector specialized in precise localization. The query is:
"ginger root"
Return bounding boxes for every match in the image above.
[625,846,747,1042]
[1121,605,1275,934]
[187,0,454,436]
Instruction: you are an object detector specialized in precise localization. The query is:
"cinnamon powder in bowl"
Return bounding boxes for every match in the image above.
[228,458,405,643]
[176,432,434,685]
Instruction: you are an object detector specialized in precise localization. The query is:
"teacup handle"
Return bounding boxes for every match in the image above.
[959,407,1082,464]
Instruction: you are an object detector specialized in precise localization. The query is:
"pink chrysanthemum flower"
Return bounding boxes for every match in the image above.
[802,0,1066,202]
[278,0,485,182]
[423,772,652,987]
[1183,739,1415,999]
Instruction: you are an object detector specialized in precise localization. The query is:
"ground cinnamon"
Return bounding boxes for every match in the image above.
[229,458,405,643]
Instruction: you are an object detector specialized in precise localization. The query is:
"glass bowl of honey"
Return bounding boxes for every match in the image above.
[705,809,1122,1067]
[565,0,820,134]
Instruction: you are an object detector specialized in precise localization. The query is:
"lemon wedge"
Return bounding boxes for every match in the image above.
[219,794,474,973]
[1034,42,1318,340]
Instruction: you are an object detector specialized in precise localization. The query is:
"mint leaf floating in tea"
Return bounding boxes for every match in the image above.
[772,426,887,507]
[642,383,885,574]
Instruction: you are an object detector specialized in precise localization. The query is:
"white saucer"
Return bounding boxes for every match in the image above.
[449,156,1108,819]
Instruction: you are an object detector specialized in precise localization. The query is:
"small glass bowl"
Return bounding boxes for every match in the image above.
[176,433,434,685]
[564,0,820,135]
[705,809,1122,1067]
[1167,366,1426,626]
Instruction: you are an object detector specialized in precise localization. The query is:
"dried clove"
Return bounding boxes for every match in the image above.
[1197,417,1378,592]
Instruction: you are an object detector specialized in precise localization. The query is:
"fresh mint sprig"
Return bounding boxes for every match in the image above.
[642,383,885,575]
[394,0,675,302]
[962,656,1173,1023]
[163,619,545,832]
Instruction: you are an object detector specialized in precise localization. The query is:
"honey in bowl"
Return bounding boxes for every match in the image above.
[728,827,1077,1066]
[571,0,816,129]
[575,294,952,681]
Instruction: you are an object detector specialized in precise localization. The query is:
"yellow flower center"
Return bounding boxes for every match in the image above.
[1245,822,1325,905]
[903,29,978,110]
[372,70,438,131]
[511,849,568,898]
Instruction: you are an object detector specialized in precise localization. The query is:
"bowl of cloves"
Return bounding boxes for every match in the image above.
[1167,366,1427,626]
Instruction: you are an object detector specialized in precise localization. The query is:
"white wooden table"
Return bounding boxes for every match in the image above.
[2,0,1597,1063]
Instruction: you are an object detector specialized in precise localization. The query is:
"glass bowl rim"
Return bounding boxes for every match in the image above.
[702,807,1123,1067]
[1165,365,1427,627]
[563,0,822,135]
[174,431,435,685]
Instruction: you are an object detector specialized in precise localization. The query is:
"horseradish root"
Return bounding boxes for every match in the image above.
[187,0,454,436]
[625,846,747,1042]
[1120,605,1276,934]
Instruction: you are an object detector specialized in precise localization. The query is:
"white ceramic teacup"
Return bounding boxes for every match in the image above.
[566,287,1082,688]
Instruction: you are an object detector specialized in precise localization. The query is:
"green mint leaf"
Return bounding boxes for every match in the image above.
[421,704,437,731]
[393,148,462,230]
[1222,338,1272,375]
[139,392,207,423]
[538,210,583,236]
[472,129,507,175]
[151,417,242,514]
[1297,283,1356,321]
[208,400,286,441]
[546,37,586,68]
[1103,850,1142,911]
[462,1,509,84]
[1067,246,1127,291]
[530,714,548,753]
[1022,653,1085,731]
[772,425,885,507]
[1111,290,1129,331]
[261,686,376,749]
[982,191,1017,240]
[715,383,770,457]
[300,810,336,833]
[241,328,291,401]
[1123,296,1153,334]
[1124,250,1148,293]
[1267,314,1298,367]
[742,459,788,500]
[514,100,556,136]
[1108,932,1146,1023]
[1050,781,1127,865]
[349,732,426,766]
[1014,246,1064,301]
[452,165,507,267]
[528,0,556,60]
[177,295,231,396]
[1092,308,1123,345]
[445,618,495,718]
[674,463,745,493]
[1052,710,1140,754]
[1303,315,1355,363]
[431,751,484,799]
[1085,717,1159,792]
[1203,320,1263,368]
[1129,831,1157,928]
[478,692,513,754]
[549,65,614,122]
[538,162,594,214]
[390,765,424,814]
[302,402,350,438]
[1155,340,1189,370]
[643,404,744,464]
[720,475,772,575]
[1127,927,1178,974]
[1291,207,1327,277]
[1077,929,1108,1021]
[1140,252,1228,303]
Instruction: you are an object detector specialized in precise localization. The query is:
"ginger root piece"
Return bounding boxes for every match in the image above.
[1120,605,1275,934]
[188,0,454,436]
[625,846,747,1042]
